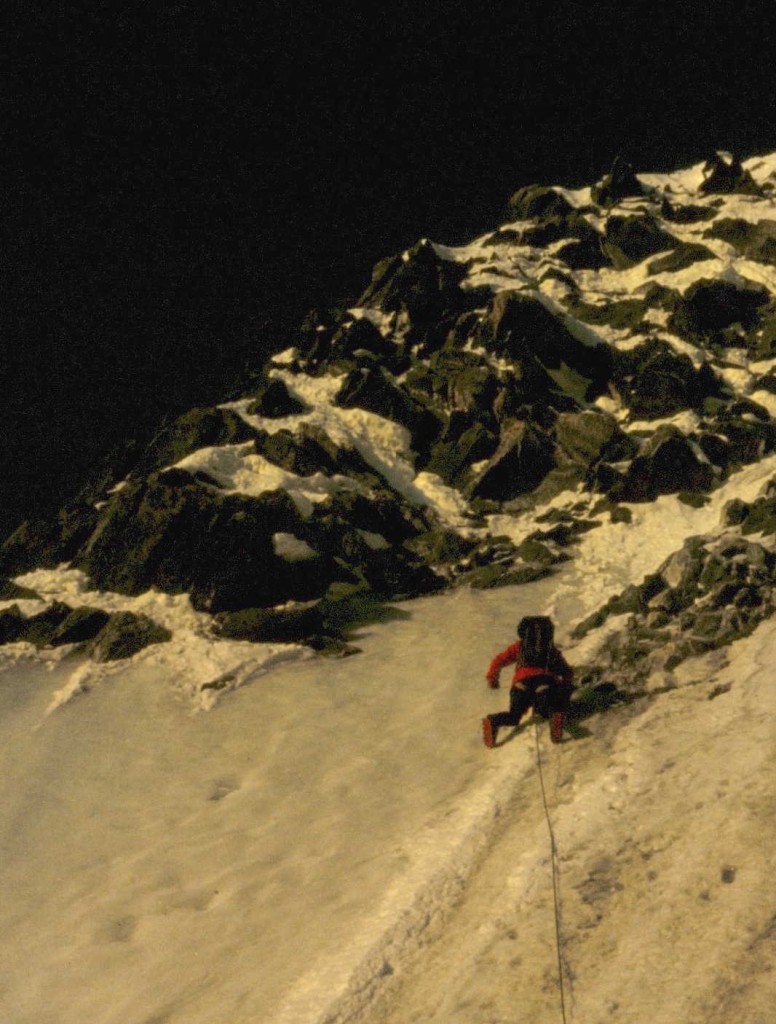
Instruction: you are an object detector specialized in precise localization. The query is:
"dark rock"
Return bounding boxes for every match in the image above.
[505,185,574,221]
[589,461,627,495]
[460,563,552,590]
[74,473,327,613]
[256,422,384,486]
[602,214,681,269]
[642,281,682,312]
[516,537,559,566]
[754,368,776,394]
[87,612,172,662]
[572,581,645,637]
[467,420,556,501]
[18,602,74,648]
[315,588,381,635]
[610,505,633,525]
[711,405,776,466]
[492,374,530,424]
[214,603,324,643]
[669,278,770,344]
[0,579,39,600]
[132,407,260,478]
[646,243,716,275]
[660,198,717,224]
[444,309,483,349]
[317,488,431,545]
[0,605,25,644]
[566,297,649,333]
[253,425,334,477]
[698,152,762,196]
[722,480,776,536]
[591,157,647,206]
[721,497,749,527]
[698,431,734,471]
[754,308,776,362]
[334,367,442,460]
[356,239,468,327]
[579,529,775,683]
[733,585,764,609]
[314,532,444,602]
[403,528,476,565]
[359,548,444,599]
[253,427,329,477]
[709,581,746,608]
[613,339,723,419]
[433,350,501,417]
[51,607,111,646]
[478,290,613,405]
[691,609,723,638]
[520,464,588,506]
[555,237,610,270]
[155,467,206,488]
[533,518,600,547]
[521,211,602,250]
[697,553,730,592]
[325,314,398,367]
[705,218,776,266]
[678,491,710,508]
[426,420,499,487]
[611,427,714,502]
[403,350,502,438]
[296,307,339,364]
[0,504,100,577]
[246,378,307,418]
[554,411,636,467]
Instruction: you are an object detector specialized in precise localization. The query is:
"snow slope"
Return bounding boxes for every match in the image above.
[2,151,776,1024]
[1,453,774,1024]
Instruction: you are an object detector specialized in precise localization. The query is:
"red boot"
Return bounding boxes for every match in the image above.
[550,712,565,744]
[482,717,497,748]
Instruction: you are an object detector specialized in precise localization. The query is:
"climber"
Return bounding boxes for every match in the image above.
[482,616,574,748]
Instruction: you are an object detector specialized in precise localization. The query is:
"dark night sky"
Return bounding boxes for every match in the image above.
[4,0,776,538]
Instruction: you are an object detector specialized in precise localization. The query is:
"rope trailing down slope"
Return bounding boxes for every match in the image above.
[534,719,572,1024]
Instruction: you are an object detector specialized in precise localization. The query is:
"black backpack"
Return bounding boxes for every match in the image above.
[518,616,554,667]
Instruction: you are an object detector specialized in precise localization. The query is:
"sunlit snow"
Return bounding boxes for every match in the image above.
[1,153,776,1024]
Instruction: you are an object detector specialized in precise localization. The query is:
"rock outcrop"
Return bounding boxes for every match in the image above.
[2,150,775,664]
[574,519,776,690]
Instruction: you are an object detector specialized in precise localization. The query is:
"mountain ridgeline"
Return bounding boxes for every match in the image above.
[2,151,775,679]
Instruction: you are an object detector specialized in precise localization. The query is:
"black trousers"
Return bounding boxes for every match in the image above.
[488,676,572,731]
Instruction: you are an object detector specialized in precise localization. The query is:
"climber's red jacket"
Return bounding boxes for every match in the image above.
[486,641,574,690]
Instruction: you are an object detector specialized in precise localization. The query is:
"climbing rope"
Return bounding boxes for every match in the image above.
[534,719,570,1024]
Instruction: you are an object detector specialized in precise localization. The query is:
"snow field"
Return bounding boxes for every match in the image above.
[0,577,558,1024]
[1,459,774,1023]
[2,151,776,1023]
[370,619,776,1024]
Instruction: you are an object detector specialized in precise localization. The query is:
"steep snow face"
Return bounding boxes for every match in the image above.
[1,493,775,1024]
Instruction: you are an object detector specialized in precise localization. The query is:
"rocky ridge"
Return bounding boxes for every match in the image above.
[2,151,775,678]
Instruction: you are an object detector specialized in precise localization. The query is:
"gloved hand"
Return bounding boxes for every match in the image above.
[487,676,500,689]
